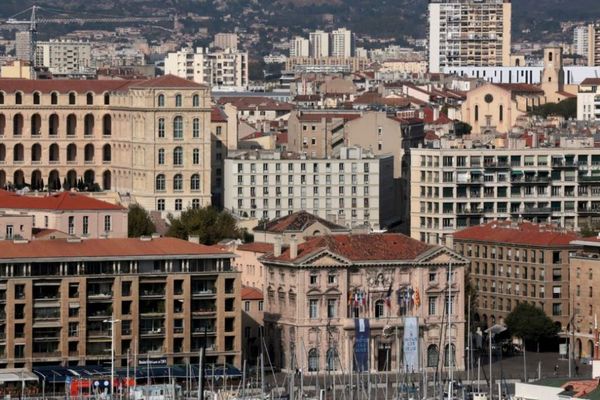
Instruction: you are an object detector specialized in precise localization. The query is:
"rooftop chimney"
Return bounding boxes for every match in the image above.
[290,234,298,259]
[274,236,282,257]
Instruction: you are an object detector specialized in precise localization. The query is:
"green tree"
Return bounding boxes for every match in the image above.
[530,98,577,119]
[166,206,243,245]
[128,204,156,238]
[505,303,559,349]
[453,121,472,136]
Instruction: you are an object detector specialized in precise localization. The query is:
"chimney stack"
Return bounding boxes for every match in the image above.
[290,234,298,259]
[274,236,282,257]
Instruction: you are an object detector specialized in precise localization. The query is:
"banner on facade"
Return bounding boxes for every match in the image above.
[354,318,370,372]
[403,316,419,372]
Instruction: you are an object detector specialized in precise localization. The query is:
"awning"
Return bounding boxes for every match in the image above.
[511,171,523,175]
[0,369,38,384]
[33,367,74,383]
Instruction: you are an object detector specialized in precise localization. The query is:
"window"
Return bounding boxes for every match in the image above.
[309,273,318,285]
[15,92,22,104]
[375,300,385,318]
[68,216,75,235]
[192,199,200,209]
[499,105,503,122]
[427,345,439,368]
[175,94,182,107]
[193,148,200,165]
[158,148,165,165]
[175,199,182,211]
[51,92,58,105]
[5,225,13,240]
[68,92,76,105]
[173,116,183,139]
[444,344,456,367]
[309,299,318,319]
[193,94,200,107]
[326,348,338,371]
[191,174,200,191]
[258,301,263,311]
[428,296,437,315]
[83,216,89,236]
[327,274,337,285]
[158,94,165,107]
[173,147,183,166]
[193,118,200,138]
[157,199,165,211]
[155,174,166,191]
[308,348,319,372]
[104,215,112,232]
[33,92,40,105]
[158,118,165,138]
[474,105,479,121]
[173,174,183,191]
[244,301,250,312]
[86,93,93,105]
[327,299,337,318]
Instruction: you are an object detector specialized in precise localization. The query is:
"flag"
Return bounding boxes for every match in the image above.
[385,282,393,308]
[413,288,421,307]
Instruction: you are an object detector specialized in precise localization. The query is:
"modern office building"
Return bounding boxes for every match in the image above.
[0,236,241,368]
[411,144,600,245]
[451,221,578,330]
[428,0,512,73]
[164,48,249,89]
[260,233,468,373]
[223,147,396,230]
[0,75,213,215]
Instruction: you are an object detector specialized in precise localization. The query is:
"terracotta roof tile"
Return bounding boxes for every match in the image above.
[237,242,274,253]
[297,113,361,122]
[0,79,135,94]
[0,237,230,260]
[264,233,433,262]
[255,211,348,234]
[211,107,228,122]
[241,286,264,300]
[0,191,125,211]
[494,83,545,93]
[581,78,600,86]
[128,74,206,89]
[453,221,579,247]
[217,96,293,111]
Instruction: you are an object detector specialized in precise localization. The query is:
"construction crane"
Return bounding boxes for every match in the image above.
[4,5,175,63]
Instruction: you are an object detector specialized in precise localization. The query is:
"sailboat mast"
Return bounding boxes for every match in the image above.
[447,262,453,400]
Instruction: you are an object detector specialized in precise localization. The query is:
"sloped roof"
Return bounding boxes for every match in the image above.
[129,74,206,89]
[211,107,228,122]
[0,191,125,211]
[237,242,274,253]
[494,83,544,94]
[241,286,264,301]
[217,96,293,111]
[580,78,600,86]
[263,233,434,263]
[255,211,348,234]
[453,221,579,247]
[0,79,135,94]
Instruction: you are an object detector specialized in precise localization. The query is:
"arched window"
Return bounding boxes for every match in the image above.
[193,118,200,138]
[15,92,22,105]
[103,144,111,162]
[103,171,111,191]
[191,174,200,191]
[158,118,165,138]
[0,170,5,188]
[31,114,41,136]
[326,348,338,371]
[0,144,5,162]
[68,92,76,105]
[67,143,77,162]
[86,92,94,105]
[0,114,5,136]
[13,170,25,189]
[0,92,5,104]
[67,114,77,136]
[173,174,183,191]
[104,93,110,105]
[31,170,42,191]
[173,147,183,166]
[444,344,456,367]
[158,148,165,165]
[84,114,94,136]
[84,144,95,162]
[33,92,40,105]
[474,105,479,122]
[175,94,182,107]
[427,345,439,368]
[375,300,385,319]
[13,114,23,136]
[193,94,200,107]
[155,174,166,191]
[31,143,41,162]
[193,148,200,165]
[308,348,319,372]
[102,114,112,136]
[158,94,165,107]
[49,143,59,162]
[173,116,183,139]
[549,52,553,62]
[13,144,24,162]
[499,105,503,122]
[49,114,59,136]
[51,92,58,105]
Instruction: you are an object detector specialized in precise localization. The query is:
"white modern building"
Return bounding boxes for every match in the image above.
[35,40,93,76]
[224,147,396,230]
[573,25,590,57]
[330,28,355,58]
[213,33,239,50]
[289,36,309,58]
[428,0,512,73]
[577,78,600,121]
[164,47,248,90]
[443,65,600,85]
[309,30,330,58]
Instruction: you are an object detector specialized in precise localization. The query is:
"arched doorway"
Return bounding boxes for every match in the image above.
[576,338,582,359]
[13,170,25,189]
[66,170,77,190]
[84,170,95,189]
[48,170,60,191]
[31,170,42,191]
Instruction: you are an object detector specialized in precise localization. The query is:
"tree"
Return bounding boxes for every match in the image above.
[530,98,577,120]
[128,204,156,238]
[166,206,243,245]
[453,121,472,136]
[505,303,559,349]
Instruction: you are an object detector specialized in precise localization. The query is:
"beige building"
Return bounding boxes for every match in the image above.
[210,105,238,208]
[452,221,578,330]
[411,145,600,245]
[241,286,264,362]
[212,33,239,51]
[35,40,93,77]
[260,233,468,373]
[577,78,600,121]
[587,23,600,66]
[0,75,213,215]
[0,60,34,79]
[0,236,241,368]
[428,0,512,73]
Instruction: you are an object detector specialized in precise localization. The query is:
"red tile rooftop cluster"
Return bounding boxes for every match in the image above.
[453,221,579,247]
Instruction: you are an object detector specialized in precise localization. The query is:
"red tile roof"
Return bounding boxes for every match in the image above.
[263,234,433,263]
[211,107,228,122]
[0,191,125,211]
[494,83,544,94]
[297,113,361,122]
[129,74,206,89]
[581,78,600,85]
[255,211,348,234]
[453,221,579,247]
[0,237,230,260]
[217,96,293,111]
[237,242,274,253]
[241,286,264,301]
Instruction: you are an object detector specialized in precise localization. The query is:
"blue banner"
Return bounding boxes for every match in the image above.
[354,318,370,372]
[403,317,419,373]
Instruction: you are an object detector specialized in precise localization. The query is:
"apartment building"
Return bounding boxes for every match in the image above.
[35,40,93,77]
[241,286,263,363]
[289,37,310,58]
[577,78,600,121]
[588,23,600,67]
[568,236,600,360]
[428,0,512,73]
[0,75,213,215]
[574,25,590,57]
[212,33,239,51]
[0,236,241,368]
[223,147,395,230]
[261,233,468,373]
[330,28,355,58]
[309,31,330,58]
[451,221,578,330]
[411,145,600,245]
[15,31,33,63]
[164,48,249,89]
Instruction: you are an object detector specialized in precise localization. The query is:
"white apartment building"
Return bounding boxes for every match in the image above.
[577,78,600,121]
[443,65,600,85]
[224,147,395,230]
[428,0,512,73]
[213,33,239,50]
[289,36,309,58]
[35,40,92,76]
[164,48,248,89]
[15,31,33,62]
[574,25,589,57]
[330,28,354,58]
[309,31,330,58]
[411,145,600,245]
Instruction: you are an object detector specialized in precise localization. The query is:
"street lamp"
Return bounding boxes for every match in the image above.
[104,318,121,399]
